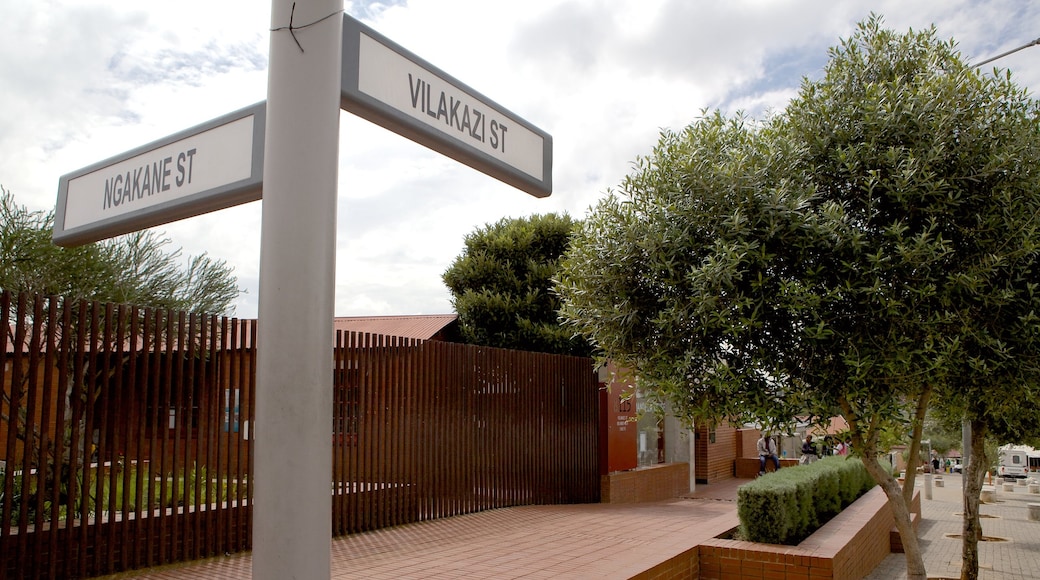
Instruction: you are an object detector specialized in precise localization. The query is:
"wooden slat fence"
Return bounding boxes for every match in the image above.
[1,290,600,579]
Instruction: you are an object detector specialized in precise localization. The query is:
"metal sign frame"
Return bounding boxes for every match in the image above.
[340,14,552,198]
[53,102,266,246]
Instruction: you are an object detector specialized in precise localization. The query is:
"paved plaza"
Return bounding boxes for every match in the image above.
[99,473,1040,579]
[867,473,1040,580]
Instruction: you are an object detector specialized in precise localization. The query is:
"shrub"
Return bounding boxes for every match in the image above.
[737,456,881,545]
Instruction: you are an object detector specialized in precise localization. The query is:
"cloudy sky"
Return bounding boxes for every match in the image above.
[3,0,1039,319]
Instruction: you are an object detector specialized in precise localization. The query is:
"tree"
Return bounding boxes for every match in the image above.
[784,18,1040,580]
[2,186,243,522]
[556,17,1040,580]
[443,213,592,357]
[1,186,240,314]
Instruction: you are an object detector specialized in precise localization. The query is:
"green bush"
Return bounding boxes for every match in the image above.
[737,456,881,545]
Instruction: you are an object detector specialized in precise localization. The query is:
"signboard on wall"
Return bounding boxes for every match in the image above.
[599,364,638,474]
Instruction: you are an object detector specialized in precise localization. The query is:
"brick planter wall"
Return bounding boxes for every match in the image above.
[697,487,921,580]
[601,462,690,503]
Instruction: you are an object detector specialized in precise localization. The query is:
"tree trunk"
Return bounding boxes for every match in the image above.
[903,386,932,509]
[961,419,989,580]
[861,447,928,579]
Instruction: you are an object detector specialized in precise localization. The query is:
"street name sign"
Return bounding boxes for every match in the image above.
[340,14,552,198]
[53,102,266,246]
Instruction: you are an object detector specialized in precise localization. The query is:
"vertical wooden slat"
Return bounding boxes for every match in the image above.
[69,300,90,578]
[108,305,125,572]
[0,291,12,577]
[435,341,448,519]
[22,295,44,577]
[419,337,433,521]
[93,302,112,575]
[168,311,184,561]
[334,331,342,532]
[188,315,201,561]
[390,335,403,526]
[128,306,146,570]
[372,331,383,528]
[6,293,30,574]
[80,301,100,576]
[342,331,354,534]
[360,332,374,530]
[157,309,174,563]
[226,320,240,552]
[381,334,392,525]
[144,308,162,567]
[239,318,254,551]
[36,295,60,577]
[221,320,236,554]
[406,338,419,523]
[189,313,204,559]
[23,294,46,578]
[374,334,386,530]
[201,314,220,557]
[48,297,73,579]
[448,341,460,518]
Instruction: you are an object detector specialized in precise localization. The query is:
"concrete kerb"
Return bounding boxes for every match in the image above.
[866,473,1040,580]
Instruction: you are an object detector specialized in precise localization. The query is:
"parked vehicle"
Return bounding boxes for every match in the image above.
[997,445,1037,479]
[950,459,962,473]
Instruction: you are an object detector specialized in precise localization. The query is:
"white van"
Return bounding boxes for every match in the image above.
[997,445,1034,479]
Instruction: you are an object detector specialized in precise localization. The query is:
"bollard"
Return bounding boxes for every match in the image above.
[981,487,996,503]
[1029,503,1040,521]
[925,473,933,500]
[1029,483,1039,494]
[1004,483,1016,492]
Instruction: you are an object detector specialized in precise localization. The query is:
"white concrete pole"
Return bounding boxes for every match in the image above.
[254,1,342,579]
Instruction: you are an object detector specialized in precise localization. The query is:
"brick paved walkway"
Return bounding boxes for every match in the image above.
[98,479,746,579]
[866,473,1040,580]
[98,474,1040,579]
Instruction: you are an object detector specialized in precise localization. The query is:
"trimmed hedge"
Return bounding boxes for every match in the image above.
[736,456,879,545]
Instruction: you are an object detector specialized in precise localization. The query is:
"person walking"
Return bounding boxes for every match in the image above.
[758,432,781,475]
[800,434,818,465]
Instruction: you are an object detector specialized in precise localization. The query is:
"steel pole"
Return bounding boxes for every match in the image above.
[254,1,343,578]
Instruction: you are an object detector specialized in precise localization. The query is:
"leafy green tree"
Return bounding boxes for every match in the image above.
[556,17,1040,580]
[444,213,592,356]
[785,19,1040,580]
[2,186,243,522]
[1,186,240,314]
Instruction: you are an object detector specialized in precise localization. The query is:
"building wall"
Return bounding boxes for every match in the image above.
[695,422,739,484]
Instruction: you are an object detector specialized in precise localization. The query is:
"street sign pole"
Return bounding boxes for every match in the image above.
[253,1,342,578]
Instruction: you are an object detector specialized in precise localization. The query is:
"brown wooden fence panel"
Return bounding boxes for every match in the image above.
[2,289,598,579]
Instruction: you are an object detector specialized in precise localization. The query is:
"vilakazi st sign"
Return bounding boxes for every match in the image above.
[340,14,552,197]
[53,103,266,246]
[53,14,551,243]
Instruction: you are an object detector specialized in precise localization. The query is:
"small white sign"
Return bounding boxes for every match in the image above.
[341,15,551,197]
[54,103,265,246]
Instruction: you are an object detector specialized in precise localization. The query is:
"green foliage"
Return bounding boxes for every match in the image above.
[557,110,821,426]
[556,13,1040,456]
[1,461,239,526]
[737,457,878,545]
[444,213,592,356]
[0,186,240,314]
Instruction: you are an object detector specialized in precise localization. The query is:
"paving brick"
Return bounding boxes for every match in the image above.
[866,473,1040,579]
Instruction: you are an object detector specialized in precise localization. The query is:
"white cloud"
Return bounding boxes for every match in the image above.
[3,0,1039,319]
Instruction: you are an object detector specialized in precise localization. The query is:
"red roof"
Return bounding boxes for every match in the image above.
[333,315,459,341]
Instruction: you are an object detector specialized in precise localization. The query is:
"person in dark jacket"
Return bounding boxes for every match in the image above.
[800,435,818,464]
